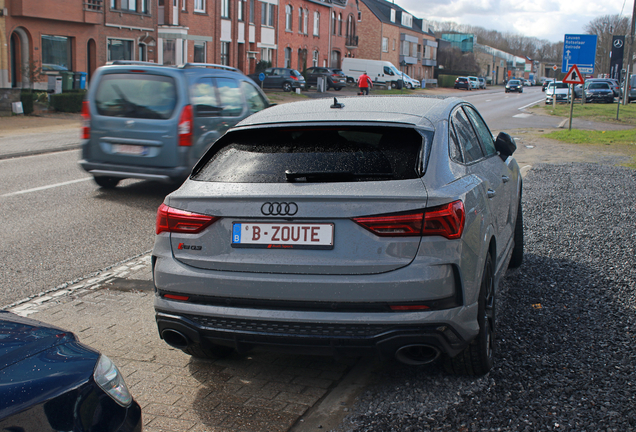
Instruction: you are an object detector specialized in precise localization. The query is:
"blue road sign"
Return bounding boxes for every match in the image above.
[562,34,597,74]
[258,72,265,82]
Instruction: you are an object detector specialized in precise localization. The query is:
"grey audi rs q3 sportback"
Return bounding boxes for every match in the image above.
[152,96,523,376]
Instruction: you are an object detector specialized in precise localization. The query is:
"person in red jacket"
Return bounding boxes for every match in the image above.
[357,72,373,95]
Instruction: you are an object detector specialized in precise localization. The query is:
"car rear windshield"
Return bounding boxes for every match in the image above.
[192,126,428,183]
[291,70,303,78]
[94,73,177,119]
[549,82,568,89]
[589,83,610,89]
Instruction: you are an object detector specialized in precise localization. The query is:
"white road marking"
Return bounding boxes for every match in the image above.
[513,113,532,118]
[518,99,545,110]
[1,177,92,198]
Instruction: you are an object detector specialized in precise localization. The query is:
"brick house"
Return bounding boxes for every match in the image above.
[357,0,436,81]
[3,0,160,90]
[275,0,358,72]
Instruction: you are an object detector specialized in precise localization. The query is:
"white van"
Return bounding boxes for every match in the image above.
[341,58,409,88]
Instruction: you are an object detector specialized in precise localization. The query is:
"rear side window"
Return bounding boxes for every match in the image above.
[451,108,484,163]
[192,127,427,183]
[94,73,177,119]
[241,81,268,113]
[216,78,243,117]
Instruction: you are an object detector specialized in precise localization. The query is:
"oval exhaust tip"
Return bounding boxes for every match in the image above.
[161,329,190,349]
[395,344,441,366]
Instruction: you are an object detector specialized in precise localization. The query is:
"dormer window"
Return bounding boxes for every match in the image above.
[401,13,412,27]
[390,9,395,22]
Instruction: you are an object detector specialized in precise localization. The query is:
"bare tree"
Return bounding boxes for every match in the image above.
[585,15,630,76]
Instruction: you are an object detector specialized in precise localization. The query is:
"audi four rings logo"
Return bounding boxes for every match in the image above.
[261,202,298,216]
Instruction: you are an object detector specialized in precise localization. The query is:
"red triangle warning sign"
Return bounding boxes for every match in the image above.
[563,65,585,85]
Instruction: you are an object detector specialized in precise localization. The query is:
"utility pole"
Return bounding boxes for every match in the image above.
[622,0,636,105]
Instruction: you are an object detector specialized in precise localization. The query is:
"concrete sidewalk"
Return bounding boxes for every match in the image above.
[6,253,364,432]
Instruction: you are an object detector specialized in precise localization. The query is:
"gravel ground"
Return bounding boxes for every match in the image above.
[338,163,636,432]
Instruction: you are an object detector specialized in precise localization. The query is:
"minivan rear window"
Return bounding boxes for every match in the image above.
[94,73,177,119]
[192,127,428,183]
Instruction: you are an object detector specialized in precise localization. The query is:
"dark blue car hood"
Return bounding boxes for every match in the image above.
[0,311,79,370]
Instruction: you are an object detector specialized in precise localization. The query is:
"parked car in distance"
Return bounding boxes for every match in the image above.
[574,78,620,99]
[248,67,306,92]
[0,311,142,431]
[505,79,523,93]
[523,80,532,86]
[542,80,551,92]
[628,74,636,102]
[400,73,421,89]
[304,66,346,91]
[152,95,523,377]
[79,62,271,189]
[454,76,471,90]
[468,76,480,89]
[478,77,487,89]
[545,81,569,104]
[583,82,615,103]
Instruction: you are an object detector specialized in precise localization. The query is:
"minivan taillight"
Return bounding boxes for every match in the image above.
[178,105,193,147]
[290,75,299,81]
[156,203,219,234]
[353,200,465,239]
[81,101,90,139]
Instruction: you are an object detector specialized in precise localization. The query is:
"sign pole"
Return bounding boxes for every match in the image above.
[569,84,574,130]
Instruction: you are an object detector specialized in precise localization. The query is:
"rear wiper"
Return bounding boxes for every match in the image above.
[285,170,393,182]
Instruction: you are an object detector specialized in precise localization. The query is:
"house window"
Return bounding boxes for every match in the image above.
[401,41,409,56]
[331,11,336,35]
[382,37,388,52]
[304,9,309,35]
[163,39,176,65]
[194,41,206,62]
[312,50,318,67]
[221,0,229,18]
[249,0,254,23]
[298,8,303,33]
[268,4,274,26]
[42,35,72,70]
[237,0,244,21]
[121,0,136,11]
[182,0,185,11]
[284,47,291,68]
[401,13,412,27]
[285,5,293,31]
[338,14,342,36]
[390,9,395,22]
[262,2,268,25]
[392,39,396,51]
[313,11,319,36]
[220,41,230,65]
[108,38,133,61]
[194,0,205,12]
[110,0,116,9]
[141,0,148,13]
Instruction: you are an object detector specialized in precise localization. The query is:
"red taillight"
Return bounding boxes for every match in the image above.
[164,294,190,301]
[290,75,299,81]
[178,105,193,147]
[353,200,465,239]
[156,203,219,234]
[422,201,465,240]
[81,100,90,139]
[353,213,424,237]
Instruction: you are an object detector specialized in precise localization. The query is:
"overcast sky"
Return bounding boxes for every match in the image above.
[389,0,632,43]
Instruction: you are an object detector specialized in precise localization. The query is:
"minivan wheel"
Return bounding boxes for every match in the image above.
[93,176,120,189]
[444,252,495,376]
[282,82,292,92]
[183,342,235,359]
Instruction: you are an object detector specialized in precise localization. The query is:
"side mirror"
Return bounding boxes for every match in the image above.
[494,132,516,160]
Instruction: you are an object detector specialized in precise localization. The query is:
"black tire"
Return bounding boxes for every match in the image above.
[391,81,397,89]
[182,342,235,359]
[334,87,342,91]
[509,196,523,268]
[282,82,292,92]
[444,252,495,376]
[94,176,120,189]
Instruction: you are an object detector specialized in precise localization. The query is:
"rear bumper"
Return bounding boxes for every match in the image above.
[154,305,474,360]
[79,160,190,183]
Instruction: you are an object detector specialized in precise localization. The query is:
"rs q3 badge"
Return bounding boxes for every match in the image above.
[178,243,202,250]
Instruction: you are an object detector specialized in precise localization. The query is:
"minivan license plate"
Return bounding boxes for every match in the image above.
[232,222,334,249]
[112,144,148,156]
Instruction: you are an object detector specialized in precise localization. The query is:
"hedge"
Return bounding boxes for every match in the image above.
[438,74,463,88]
[20,91,35,115]
[49,90,86,113]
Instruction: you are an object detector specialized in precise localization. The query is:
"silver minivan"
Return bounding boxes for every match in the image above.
[79,62,270,188]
